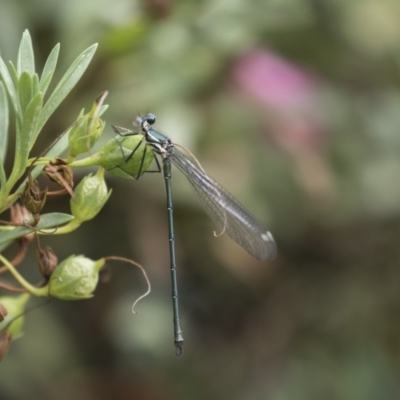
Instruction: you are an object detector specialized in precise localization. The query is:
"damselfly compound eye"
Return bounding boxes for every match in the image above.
[144,113,156,125]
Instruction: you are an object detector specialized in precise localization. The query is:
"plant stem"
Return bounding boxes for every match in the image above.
[0,254,48,297]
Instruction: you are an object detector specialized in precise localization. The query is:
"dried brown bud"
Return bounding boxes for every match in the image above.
[9,204,35,243]
[0,304,7,322]
[37,247,58,279]
[22,176,47,216]
[0,330,11,362]
[43,159,74,189]
[10,203,30,225]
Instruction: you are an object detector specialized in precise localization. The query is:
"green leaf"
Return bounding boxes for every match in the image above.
[42,125,70,158]
[34,43,98,144]
[0,162,6,192]
[32,73,39,96]
[18,71,33,114]
[0,213,74,252]
[13,126,70,198]
[39,43,60,95]
[9,92,43,186]
[8,61,19,88]
[17,30,35,76]
[0,57,20,117]
[20,91,43,160]
[38,72,52,97]
[0,82,9,163]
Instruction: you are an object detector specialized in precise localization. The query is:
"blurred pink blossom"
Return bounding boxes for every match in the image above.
[233,48,326,150]
[233,49,334,204]
[233,49,317,110]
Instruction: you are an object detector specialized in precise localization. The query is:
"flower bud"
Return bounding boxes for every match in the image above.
[0,294,30,339]
[37,246,58,279]
[0,294,30,362]
[0,304,7,322]
[0,330,11,361]
[70,168,112,222]
[10,204,35,243]
[68,92,108,158]
[22,177,47,216]
[104,135,154,179]
[43,159,74,189]
[70,135,154,179]
[49,255,105,300]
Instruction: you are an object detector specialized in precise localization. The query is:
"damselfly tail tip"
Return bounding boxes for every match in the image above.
[175,341,184,357]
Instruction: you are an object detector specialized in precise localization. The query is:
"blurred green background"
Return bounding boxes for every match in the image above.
[2,0,400,399]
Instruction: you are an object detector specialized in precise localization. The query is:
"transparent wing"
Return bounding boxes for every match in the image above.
[169,148,277,261]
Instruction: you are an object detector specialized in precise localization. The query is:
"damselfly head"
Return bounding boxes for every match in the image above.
[143,113,156,125]
[135,113,156,129]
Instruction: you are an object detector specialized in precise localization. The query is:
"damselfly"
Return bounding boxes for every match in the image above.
[112,114,277,356]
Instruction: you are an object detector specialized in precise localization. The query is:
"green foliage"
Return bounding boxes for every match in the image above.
[0,30,98,212]
[0,83,8,182]
[0,213,73,252]
[0,31,151,359]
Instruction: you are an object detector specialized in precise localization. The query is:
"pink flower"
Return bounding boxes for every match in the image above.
[233,49,317,110]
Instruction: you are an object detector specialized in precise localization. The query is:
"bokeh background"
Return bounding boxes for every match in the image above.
[2,0,400,399]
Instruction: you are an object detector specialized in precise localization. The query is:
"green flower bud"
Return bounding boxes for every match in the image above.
[0,294,29,361]
[68,94,107,158]
[0,294,30,339]
[70,134,154,179]
[105,135,154,179]
[70,168,112,222]
[49,255,105,300]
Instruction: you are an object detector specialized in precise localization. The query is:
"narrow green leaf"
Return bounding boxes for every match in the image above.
[9,92,43,185]
[18,71,33,114]
[0,57,20,116]
[0,213,74,251]
[39,43,60,95]
[0,82,9,163]
[0,161,6,191]
[21,91,43,157]
[17,30,35,76]
[14,126,70,197]
[44,126,70,158]
[32,73,39,96]
[39,72,52,97]
[34,44,98,142]
[8,61,19,88]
